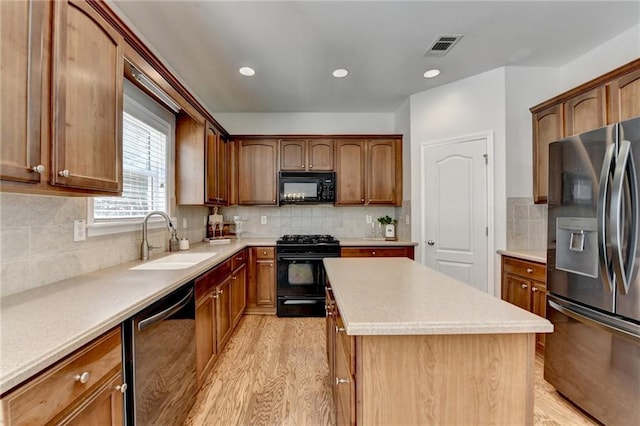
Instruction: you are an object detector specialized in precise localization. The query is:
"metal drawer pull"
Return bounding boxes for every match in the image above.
[336,377,350,385]
[532,287,538,292]
[58,169,70,177]
[521,283,528,289]
[115,383,128,393]
[75,372,90,384]
[526,268,534,273]
[335,325,345,333]
[32,165,45,173]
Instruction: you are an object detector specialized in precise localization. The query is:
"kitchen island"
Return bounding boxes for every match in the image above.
[323,257,553,426]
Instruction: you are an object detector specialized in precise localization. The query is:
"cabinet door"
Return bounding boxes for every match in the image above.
[532,104,563,204]
[58,371,124,426]
[256,260,276,307]
[205,125,228,205]
[280,140,306,171]
[502,273,532,311]
[532,281,547,353]
[367,139,398,205]
[51,0,123,192]
[308,139,334,171]
[335,140,366,205]
[326,286,336,389]
[0,0,45,183]
[230,263,247,327]
[608,67,640,122]
[195,295,216,384]
[563,86,606,137]
[238,139,278,205]
[215,277,233,351]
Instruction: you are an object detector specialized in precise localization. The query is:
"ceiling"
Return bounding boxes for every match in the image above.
[109,1,639,114]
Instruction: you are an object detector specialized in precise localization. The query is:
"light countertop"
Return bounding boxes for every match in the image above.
[497,249,547,263]
[0,238,275,394]
[324,257,553,336]
[0,237,418,394]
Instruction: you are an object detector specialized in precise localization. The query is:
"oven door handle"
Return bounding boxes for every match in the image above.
[278,256,325,261]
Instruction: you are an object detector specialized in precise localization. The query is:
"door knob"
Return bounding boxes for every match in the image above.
[427,240,435,246]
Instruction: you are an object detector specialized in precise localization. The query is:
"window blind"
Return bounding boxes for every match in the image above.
[94,112,167,219]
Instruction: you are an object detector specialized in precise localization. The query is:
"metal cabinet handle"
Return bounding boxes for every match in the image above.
[520,283,528,289]
[336,377,350,385]
[532,287,538,292]
[526,268,534,273]
[31,165,45,173]
[218,289,224,295]
[335,325,345,333]
[309,165,313,168]
[361,198,365,203]
[232,275,237,280]
[372,251,376,255]
[75,372,90,384]
[263,251,267,255]
[115,383,127,393]
[58,169,70,177]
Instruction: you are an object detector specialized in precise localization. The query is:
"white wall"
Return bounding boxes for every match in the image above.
[213,112,395,134]
[394,99,411,201]
[409,67,507,295]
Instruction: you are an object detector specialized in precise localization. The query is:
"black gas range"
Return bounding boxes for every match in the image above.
[276,235,340,317]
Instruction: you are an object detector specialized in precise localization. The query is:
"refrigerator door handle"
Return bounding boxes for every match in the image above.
[597,143,617,292]
[548,295,640,342]
[610,139,639,296]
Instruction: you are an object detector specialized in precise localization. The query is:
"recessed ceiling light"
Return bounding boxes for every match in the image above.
[423,69,441,79]
[332,68,349,78]
[239,67,256,77]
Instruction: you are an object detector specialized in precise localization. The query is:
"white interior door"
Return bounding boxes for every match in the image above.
[422,137,488,292]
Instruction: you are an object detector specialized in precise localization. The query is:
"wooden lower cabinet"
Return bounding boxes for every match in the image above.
[340,245,415,259]
[501,255,547,353]
[0,327,124,425]
[246,247,276,314]
[326,289,535,425]
[230,250,247,327]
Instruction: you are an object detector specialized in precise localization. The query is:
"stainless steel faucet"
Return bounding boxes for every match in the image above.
[140,211,175,260]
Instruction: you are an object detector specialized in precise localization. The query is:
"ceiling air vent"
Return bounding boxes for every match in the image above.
[424,34,463,57]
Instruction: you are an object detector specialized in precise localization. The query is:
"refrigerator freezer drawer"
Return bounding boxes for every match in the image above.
[545,296,640,426]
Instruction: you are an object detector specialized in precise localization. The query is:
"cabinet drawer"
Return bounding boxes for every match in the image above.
[255,247,275,260]
[231,249,247,270]
[2,328,122,425]
[335,316,355,373]
[341,247,411,258]
[195,260,232,302]
[502,257,546,283]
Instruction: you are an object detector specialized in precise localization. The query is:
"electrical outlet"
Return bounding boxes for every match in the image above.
[405,214,410,225]
[365,215,372,224]
[261,215,267,224]
[73,220,86,242]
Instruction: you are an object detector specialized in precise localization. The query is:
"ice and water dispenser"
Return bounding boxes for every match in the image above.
[556,217,599,278]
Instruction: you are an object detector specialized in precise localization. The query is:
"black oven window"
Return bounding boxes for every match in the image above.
[288,263,315,285]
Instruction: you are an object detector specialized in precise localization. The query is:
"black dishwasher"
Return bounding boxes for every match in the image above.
[122,282,196,425]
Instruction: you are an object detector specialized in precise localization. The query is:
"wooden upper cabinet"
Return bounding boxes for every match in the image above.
[280,139,334,171]
[51,0,124,192]
[532,104,563,204]
[335,140,366,205]
[238,139,278,205]
[563,86,606,137]
[367,139,400,205]
[205,125,228,205]
[0,0,45,184]
[335,138,402,206]
[607,67,640,122]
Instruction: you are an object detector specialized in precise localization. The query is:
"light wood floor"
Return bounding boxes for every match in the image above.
[185,315,600,426]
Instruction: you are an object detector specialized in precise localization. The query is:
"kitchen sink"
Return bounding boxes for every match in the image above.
[130,252,218,270]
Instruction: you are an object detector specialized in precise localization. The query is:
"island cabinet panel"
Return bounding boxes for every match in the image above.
[1,327,124,426]
[237,140,278,205]
[340,246,415,259]
[355,333,534,426]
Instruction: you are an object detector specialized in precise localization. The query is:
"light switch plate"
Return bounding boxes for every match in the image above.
[366,215,372,224]
[261,216,267,224]
[73,220,86,242]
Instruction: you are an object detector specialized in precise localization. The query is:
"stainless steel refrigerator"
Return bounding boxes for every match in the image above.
[546,116,640,425]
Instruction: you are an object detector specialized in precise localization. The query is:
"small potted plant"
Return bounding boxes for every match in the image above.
[377,215,398,240]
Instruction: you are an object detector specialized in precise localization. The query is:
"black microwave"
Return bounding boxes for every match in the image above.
[279,171,336,205]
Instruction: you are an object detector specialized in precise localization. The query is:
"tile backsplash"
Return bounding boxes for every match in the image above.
[506,197,547,251]
[0,193,409,297]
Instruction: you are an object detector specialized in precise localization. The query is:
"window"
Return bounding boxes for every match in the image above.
[89,80,175,234]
